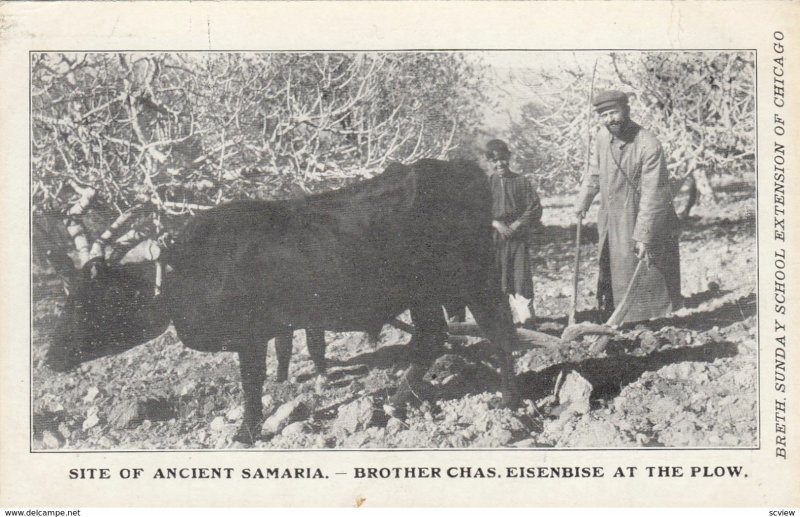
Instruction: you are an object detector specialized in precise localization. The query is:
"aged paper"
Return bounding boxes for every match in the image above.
[2,0,799,508]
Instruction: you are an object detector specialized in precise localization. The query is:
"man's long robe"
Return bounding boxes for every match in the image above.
[576,121,682,324]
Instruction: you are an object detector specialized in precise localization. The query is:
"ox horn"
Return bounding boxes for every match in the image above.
[87,204,148,262]
[61,184,166,295]
[62,182,162,269]
[63,181,97,267]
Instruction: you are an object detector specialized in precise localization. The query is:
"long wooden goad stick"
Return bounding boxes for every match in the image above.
[569,57,599,326]
[568,215,582,326]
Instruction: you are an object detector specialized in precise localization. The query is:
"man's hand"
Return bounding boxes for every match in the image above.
[634,241,654,266]
[492,220,513,239]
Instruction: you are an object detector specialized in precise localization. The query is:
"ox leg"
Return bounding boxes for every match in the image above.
[306,328,327,376]
[236,343,267,444]
[470,297,521,410]
[386,305,447,417]
[275,329,293,383]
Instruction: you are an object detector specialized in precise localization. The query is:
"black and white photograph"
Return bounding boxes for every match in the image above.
[30,50,757,451]
[3,1,798,509]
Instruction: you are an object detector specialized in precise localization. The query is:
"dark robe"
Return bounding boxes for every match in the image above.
[490,172,542,299]
[576,121,682,323]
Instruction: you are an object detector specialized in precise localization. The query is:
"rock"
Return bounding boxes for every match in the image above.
[42,430,61,448]
[543,417,567,435]
[58,422,72,439]
[561,322,616,343]
[555,371,592,415]
[677,362,693,378]
[333,397,376,436]
[262,399,309,435]
[84,387,100,403]
[108,397,175,429]
[179,381,197,397]
[639,331,659,352]
[385,417,405,435]
[706,326,723,342]
[209,416,226,431]
[261,394,275,410]
[226,406,244,422]
[493,429,514,446]
[659,364,680,380]
[511,438,539,448]
[314,375,328,394]
[82,414,100,431]
[108,400,140,429]
[282,421,309,438]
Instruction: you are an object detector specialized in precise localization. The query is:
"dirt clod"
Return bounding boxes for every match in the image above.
[262,398,309,435]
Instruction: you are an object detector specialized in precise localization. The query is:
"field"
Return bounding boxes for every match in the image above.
[31,176,757,450]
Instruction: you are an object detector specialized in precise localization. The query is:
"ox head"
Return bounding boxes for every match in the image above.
[46,258,171,371]
[42,186,172,371]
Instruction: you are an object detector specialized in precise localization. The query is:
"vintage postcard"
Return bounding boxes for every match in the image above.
[1,0,798,508]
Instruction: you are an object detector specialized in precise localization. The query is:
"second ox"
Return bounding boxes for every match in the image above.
[46,159,521,442]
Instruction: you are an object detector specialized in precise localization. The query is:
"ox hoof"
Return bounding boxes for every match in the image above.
[233,423,261,444]
[502,389,522,410]
[380,364,431,421]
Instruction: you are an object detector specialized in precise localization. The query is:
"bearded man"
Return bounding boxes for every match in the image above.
[574,90,682,324]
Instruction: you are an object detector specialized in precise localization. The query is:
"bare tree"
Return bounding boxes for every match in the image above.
[505,51,755,208]
[32,52,488,216]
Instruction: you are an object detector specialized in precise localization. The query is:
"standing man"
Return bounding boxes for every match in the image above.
[486,139,542,327]
[574,90,682,324]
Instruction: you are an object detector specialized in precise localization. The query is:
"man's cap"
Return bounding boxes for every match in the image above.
[592,90,629,112]
[485,139,510,160]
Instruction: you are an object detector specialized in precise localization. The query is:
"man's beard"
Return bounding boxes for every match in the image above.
[606,121,624,136]
[606,118,627,136]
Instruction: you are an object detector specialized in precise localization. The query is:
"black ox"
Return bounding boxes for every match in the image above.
[45,159,521,442]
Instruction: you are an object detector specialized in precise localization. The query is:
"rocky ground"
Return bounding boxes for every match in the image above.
[31,176,757,450]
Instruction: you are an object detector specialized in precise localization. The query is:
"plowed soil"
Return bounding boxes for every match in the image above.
[31,178,757,449]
